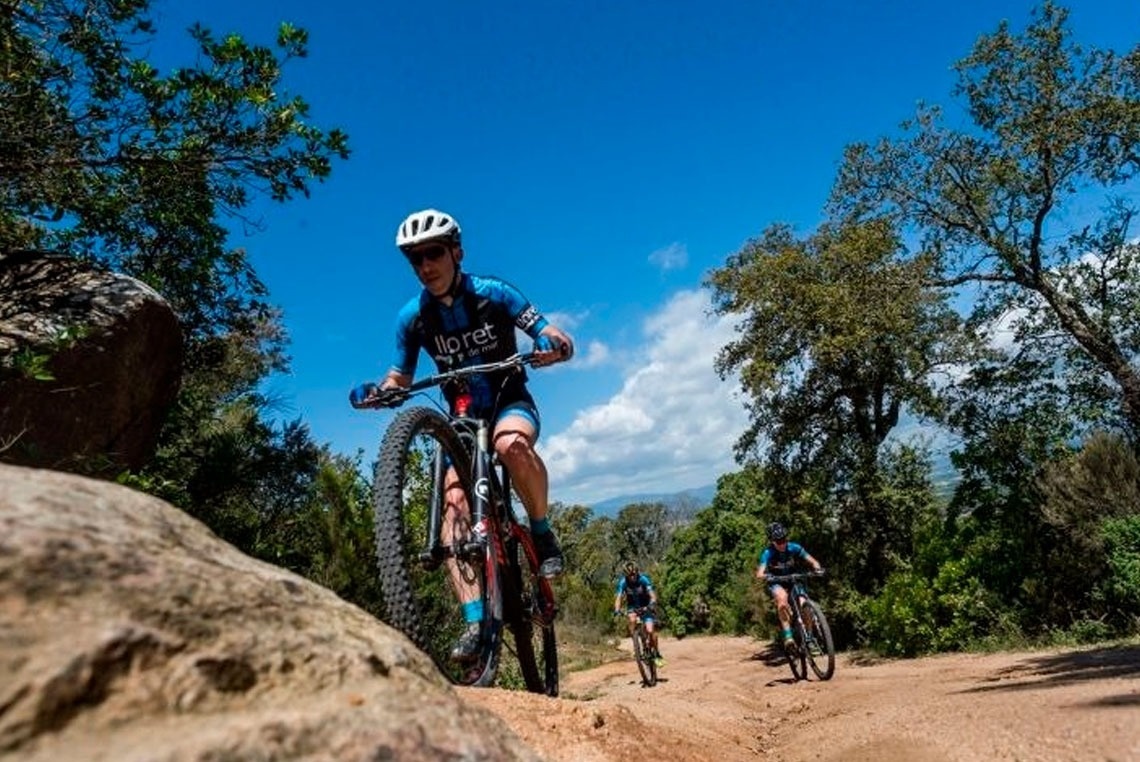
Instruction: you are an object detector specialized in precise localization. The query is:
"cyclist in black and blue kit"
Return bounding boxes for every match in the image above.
[614,561,662,661]
[756,521,823,647]
[351,208,574,662]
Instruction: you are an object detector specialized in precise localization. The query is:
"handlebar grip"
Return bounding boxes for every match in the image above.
[349,382,379,409]
[534,335,571,359]
[348,383,408,409]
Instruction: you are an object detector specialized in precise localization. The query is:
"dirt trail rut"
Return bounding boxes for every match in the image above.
[460,635,1140,762]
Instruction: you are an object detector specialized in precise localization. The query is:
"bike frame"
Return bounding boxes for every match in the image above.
[418,408,554,627]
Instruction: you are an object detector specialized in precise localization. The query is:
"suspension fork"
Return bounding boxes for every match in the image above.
[423,446,446,557]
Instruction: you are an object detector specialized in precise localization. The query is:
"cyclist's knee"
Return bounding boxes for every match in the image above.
[443,485,469,511]
[495,435,539,470]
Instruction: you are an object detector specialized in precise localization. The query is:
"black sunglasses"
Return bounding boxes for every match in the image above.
[404,244,450,267]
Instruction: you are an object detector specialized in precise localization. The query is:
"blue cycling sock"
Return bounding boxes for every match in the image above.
[530,516,551,535]
[462,599,484,624]
[781,628,793,639]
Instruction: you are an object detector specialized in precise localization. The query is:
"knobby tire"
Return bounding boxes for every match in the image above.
[804,599,836,681]
[371,406,502,687]
[503,534,559,695]
[786,611,808,681]
[633,625,657,687]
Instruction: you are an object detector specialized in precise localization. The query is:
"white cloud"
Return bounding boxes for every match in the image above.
[575,340,610,368]
[648,242,689,272]
[540,289,747,505]
[545,310,588,331]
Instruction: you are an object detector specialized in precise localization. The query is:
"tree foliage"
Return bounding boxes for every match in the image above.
[706,218,973,495]
[3,0,348,346]
[831,0,1140,439]
[3,1,358,591]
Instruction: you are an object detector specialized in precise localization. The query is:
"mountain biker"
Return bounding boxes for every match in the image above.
[613,561,661,661]
[350,208,574,663]
[756,521,823,648]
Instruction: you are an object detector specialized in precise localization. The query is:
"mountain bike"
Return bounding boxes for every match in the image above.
[353,353,559,695]
[616,606,659,687]
[766,571,834,681]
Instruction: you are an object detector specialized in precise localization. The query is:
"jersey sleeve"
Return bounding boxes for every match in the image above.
[480,275,549,338]
[615,578,628,595]
[640,575,655,591]
[389,297,423,376]
[758,547,771,567]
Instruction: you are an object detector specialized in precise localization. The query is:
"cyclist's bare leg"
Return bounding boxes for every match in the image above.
[441,466,480,603]
[772,586,793,633]
[492,416,547,522]
[799,594,814,629]
[645,619,658,652]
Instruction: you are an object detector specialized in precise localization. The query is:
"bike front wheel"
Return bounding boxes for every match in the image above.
[632,626,657,687]
[803,599,835,681]
[371,406,501,686]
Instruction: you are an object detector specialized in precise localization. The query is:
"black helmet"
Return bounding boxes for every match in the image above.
[766,522,788,542]
[622,560,638,577]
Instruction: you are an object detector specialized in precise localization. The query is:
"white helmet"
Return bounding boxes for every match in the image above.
[395,208,461,250]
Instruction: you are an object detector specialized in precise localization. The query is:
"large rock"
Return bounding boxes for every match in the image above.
[0,251,183,474]
[0,464,542,761]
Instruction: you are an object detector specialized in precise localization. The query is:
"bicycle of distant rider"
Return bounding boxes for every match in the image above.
[766,571,835,681]
[356,352,559,695]
[626,606,658,687]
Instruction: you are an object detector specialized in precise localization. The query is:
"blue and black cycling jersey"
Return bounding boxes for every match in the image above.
[391,272,549,420]
[616,574,655,610]
[759,542,810,577]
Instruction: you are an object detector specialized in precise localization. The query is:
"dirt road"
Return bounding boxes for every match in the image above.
[460,635,1140,762]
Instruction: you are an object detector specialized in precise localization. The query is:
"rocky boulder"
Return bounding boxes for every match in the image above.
[0,251,183,474]
[0,464,541,761]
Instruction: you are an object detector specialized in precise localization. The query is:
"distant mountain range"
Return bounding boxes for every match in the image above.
[587,456,962,518]
[589,484,717,518]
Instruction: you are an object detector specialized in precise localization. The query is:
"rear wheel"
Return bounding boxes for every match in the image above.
[371,406,501,686]
[503,531,559,695]
[803,599,835,681]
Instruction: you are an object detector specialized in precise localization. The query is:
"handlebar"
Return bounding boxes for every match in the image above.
[764,570,826,585]
[615,604,657,616]
[351,348,566,410]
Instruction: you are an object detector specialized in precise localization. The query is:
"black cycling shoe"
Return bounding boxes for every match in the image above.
[532,529,564,578]
[450,622,483,663]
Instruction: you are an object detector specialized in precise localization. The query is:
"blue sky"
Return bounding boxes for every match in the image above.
[149,0,1138,506]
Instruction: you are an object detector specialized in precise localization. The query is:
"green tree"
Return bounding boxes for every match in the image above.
[3,1,348,342]
[1037,431,1140,629]
[3,1,352,580]
[706,218,971,587]
[658,467,773,636]
[832,1,1140,440]
[549,503,618,626]
[612,502,671,569]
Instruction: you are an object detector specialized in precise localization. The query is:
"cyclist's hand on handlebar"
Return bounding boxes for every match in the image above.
[531,331,573,367]
[349,383,407,409]
[349,382,379,408]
